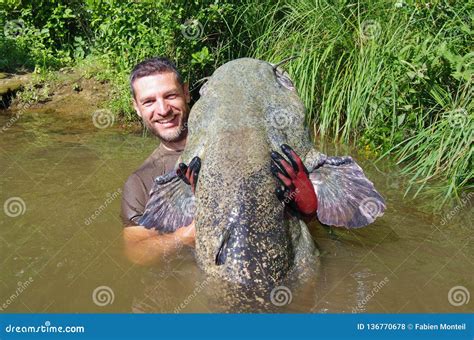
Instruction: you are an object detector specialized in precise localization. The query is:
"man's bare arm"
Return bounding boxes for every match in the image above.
[123,221,195,266]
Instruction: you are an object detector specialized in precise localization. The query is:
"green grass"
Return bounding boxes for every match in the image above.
[227,0,473,202]
[1,0,472,204]
[390,83,473,203]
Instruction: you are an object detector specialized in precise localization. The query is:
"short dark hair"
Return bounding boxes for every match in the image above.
[130,57,183,98]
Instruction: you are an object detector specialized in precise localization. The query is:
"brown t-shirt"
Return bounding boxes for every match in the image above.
[121,143,183,226]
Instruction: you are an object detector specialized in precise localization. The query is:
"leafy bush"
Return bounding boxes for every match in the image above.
[0,0,92,70]
[83,0,234,118]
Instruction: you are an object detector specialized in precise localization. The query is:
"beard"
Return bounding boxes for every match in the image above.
[145,111,188,143]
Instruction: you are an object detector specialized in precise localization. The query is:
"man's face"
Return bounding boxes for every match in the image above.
[132,72,190,143]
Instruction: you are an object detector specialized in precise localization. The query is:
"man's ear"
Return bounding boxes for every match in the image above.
[132,97,142,118]
[183,82,191,103]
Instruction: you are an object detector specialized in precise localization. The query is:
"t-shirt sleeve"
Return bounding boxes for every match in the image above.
[121,173,148,226]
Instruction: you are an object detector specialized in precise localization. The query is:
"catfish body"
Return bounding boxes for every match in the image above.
[139,58,385,288]
[182,58,317,285]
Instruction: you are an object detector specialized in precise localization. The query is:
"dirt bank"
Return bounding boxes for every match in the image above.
[0,72,31,108]
[7,68,110,116]
[1,67,141,132]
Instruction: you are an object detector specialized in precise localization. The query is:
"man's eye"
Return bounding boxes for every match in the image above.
[167,94,177,99]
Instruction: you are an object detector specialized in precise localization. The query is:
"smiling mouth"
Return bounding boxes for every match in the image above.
[156,115,179,125]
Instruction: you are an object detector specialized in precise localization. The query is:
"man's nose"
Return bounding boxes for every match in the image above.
[155,99,171,116]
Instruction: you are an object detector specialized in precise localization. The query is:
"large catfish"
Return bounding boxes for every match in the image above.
[139,58,385,288]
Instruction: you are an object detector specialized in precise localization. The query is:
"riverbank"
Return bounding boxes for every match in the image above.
[0,72,31,108]
[0,64,140,133]
[6,66,108,115]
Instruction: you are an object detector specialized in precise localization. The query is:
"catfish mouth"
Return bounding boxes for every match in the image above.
[215,206,241,266]
[215,227,231,266]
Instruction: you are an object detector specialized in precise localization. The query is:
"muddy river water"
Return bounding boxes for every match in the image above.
[0,109,472,313]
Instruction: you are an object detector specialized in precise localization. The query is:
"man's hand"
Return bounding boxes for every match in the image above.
[123,220,196,266]
[124,161,198,267]
[270,144,318,216]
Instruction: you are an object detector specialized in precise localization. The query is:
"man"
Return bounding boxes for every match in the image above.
[121,57,195,266]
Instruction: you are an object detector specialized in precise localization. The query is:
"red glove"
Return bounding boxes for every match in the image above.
[270,144,318,216]
[177,156,201,193]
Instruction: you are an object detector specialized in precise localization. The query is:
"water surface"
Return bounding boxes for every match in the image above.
[0,109,472,313]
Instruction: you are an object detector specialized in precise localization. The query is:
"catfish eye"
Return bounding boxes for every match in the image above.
[199,81,208,96]
[275,68,295,91]
[270,55,299,90]
[195,76,210,96]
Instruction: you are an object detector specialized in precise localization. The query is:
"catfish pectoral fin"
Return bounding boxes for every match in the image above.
[138,171,195,233]
[309,155,385,228]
